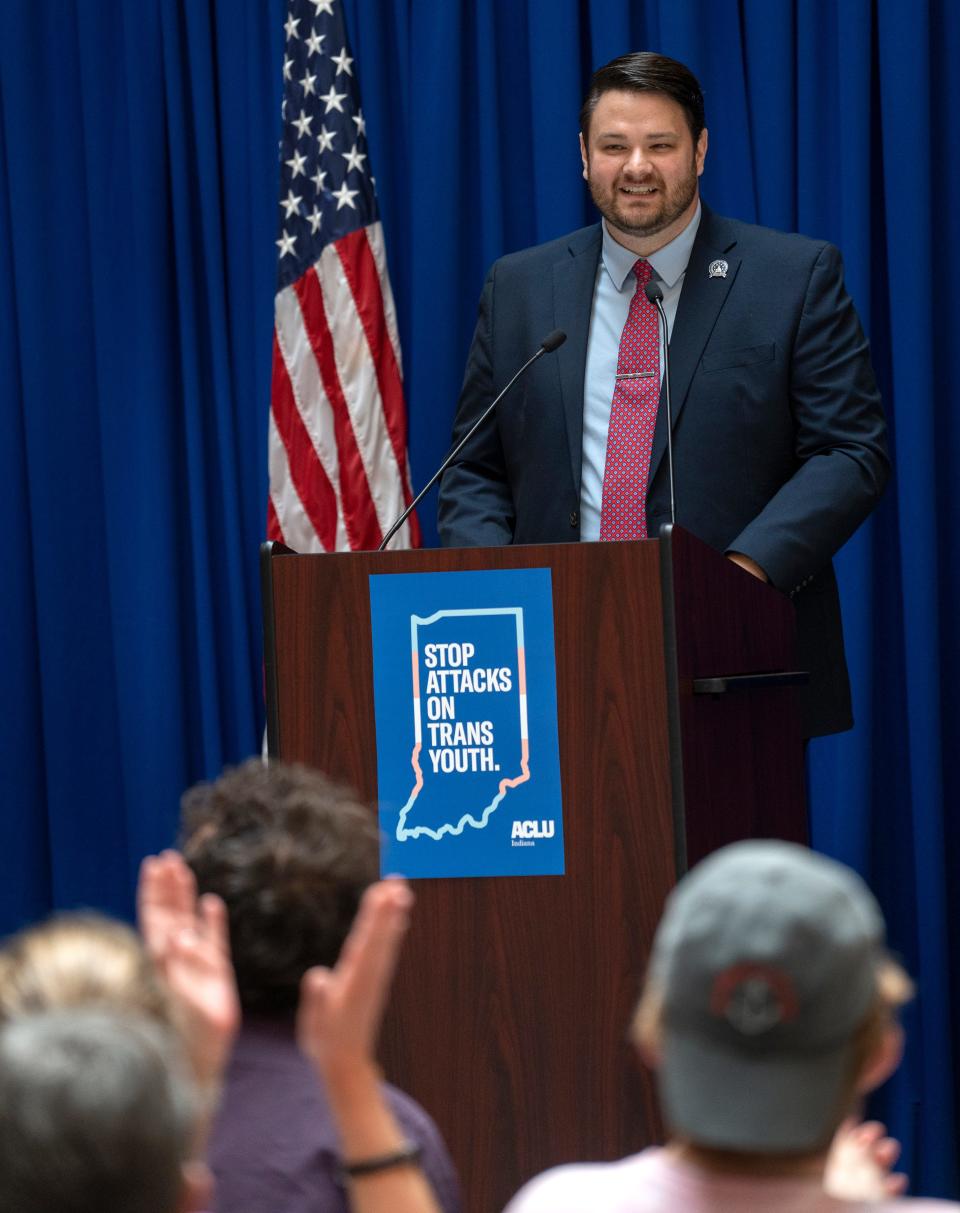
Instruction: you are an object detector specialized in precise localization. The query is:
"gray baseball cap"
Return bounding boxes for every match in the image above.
[649,840,886,1152]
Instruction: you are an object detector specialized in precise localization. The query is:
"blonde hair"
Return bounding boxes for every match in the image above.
[0,913,171,1025]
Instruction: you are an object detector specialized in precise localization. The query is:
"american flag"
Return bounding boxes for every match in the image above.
[267,0,420,551]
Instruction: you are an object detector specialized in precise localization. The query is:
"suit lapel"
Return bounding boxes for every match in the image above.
[648,206,741,485]
[553,226,602,494]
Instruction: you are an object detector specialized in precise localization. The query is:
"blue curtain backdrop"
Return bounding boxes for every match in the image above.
[1,0,958,1196]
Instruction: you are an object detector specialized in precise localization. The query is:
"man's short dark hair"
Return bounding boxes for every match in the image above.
[580,52,706,146]
[180,759,379,1015]
[0,1009,196,1213]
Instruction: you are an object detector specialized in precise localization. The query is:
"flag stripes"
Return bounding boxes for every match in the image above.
[269,333,340,551]
[293,265,384,550]
[335,228,421,546]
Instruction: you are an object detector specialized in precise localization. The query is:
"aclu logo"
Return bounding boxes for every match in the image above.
[511,819,555,848]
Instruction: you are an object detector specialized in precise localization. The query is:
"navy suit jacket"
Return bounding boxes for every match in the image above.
[437,204,889,737]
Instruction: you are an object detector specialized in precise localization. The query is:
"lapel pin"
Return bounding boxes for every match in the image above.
[708,259,728,279]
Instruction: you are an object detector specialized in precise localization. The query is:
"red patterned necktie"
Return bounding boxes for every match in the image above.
[599,259,660,541]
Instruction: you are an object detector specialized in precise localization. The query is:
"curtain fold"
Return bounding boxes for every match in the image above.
[0,0,283,919]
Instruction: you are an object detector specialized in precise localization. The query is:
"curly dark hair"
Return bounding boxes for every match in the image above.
[179,759,379,1016]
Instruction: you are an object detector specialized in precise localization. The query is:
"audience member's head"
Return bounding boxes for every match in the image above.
[0,1008,208,1213]
[180,758,379,1015]
[0,912,170,1025]
[632,840,911,1159]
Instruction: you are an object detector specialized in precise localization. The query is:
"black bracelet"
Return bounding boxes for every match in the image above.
[341,1141,423,1179]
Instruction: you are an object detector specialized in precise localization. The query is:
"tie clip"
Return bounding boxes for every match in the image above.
[616,371,657,380]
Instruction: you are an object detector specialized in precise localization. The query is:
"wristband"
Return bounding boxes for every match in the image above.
[341,1141,423,1179]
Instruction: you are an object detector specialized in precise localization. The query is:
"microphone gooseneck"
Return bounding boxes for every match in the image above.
[643,280,676,529]
[378,330,567,551]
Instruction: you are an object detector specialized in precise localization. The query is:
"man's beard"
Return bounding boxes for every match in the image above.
[588,159,698,239]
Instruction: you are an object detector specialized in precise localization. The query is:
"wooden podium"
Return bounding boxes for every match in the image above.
[261,525,806,1213]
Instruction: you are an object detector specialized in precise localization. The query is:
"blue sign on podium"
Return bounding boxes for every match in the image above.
[368,567,565,879]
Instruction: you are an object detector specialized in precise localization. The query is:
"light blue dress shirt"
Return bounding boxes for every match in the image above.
[580,203,702,542]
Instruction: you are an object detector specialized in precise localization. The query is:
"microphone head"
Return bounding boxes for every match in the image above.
[644,280,664,304]
[540,329,567,353]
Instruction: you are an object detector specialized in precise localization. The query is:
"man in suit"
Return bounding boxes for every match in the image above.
[437,52,888,739]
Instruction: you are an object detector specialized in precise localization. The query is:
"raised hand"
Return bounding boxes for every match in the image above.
[825,1117,908,1201]
[296,880,441,1213]
[297,878,413,1079]
[137,850,240,1090]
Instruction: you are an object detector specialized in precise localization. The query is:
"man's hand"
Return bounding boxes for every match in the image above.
[297,878,413,1080]
[824,1117,908,1201]
[137,850,240,1090]
[726,550,769,582]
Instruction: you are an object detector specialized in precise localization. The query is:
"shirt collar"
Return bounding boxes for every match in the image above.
[601,199,702,291]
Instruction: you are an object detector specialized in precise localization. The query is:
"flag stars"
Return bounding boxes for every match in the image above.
[300,70,317,96]
[331,181,359,210]
[307,206,323,234]
[305,29,325,56]
[331,49,354,76]
[351,111,366,137]
[311,0,334,14]
[276,230,297,258]
[292,108,314,138]
[316,124,337,152]
[311,165,328,191]
[342,144,367,174]
[283,13,300,40]
[285,148,308,178]
[280,188,303,219]
[283,56,294,81]
[320,84,347,113]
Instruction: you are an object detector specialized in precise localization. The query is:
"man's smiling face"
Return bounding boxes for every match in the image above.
[580,89,707,254]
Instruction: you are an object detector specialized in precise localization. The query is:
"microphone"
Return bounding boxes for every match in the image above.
[644,280,676,528]
[378,330,567,551]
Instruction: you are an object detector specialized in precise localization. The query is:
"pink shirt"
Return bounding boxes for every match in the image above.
[503,1147,960,1213]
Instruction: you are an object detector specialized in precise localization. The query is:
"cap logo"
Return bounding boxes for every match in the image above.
[710,964,799,1036]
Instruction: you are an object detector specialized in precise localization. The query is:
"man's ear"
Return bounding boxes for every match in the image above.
[856,1022,903,1096]
[695,127,708,176]
[632,1018,662,1071]
[636,1037,661,1070]
[579,132,589,182]
[178,1160,214,1213]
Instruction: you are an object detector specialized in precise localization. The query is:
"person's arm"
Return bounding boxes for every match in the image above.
[726,242,889,594]
[437,266,517,548]
[297,880,442,1213]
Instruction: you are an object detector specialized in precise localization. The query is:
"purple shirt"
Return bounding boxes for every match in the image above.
[208,1017,461,1213]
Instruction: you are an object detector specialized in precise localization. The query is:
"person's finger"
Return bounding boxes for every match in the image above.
[163,850,197,919]
[884,1173,909,1196]
[338,880,413,970]
[198,892,231,958]
[137,856,167,954]
[136,855,157,916]
[297,966,333,1056]
[852,1120,885,1144]
[334,881,413,1023]
[873,1135,902,1168]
